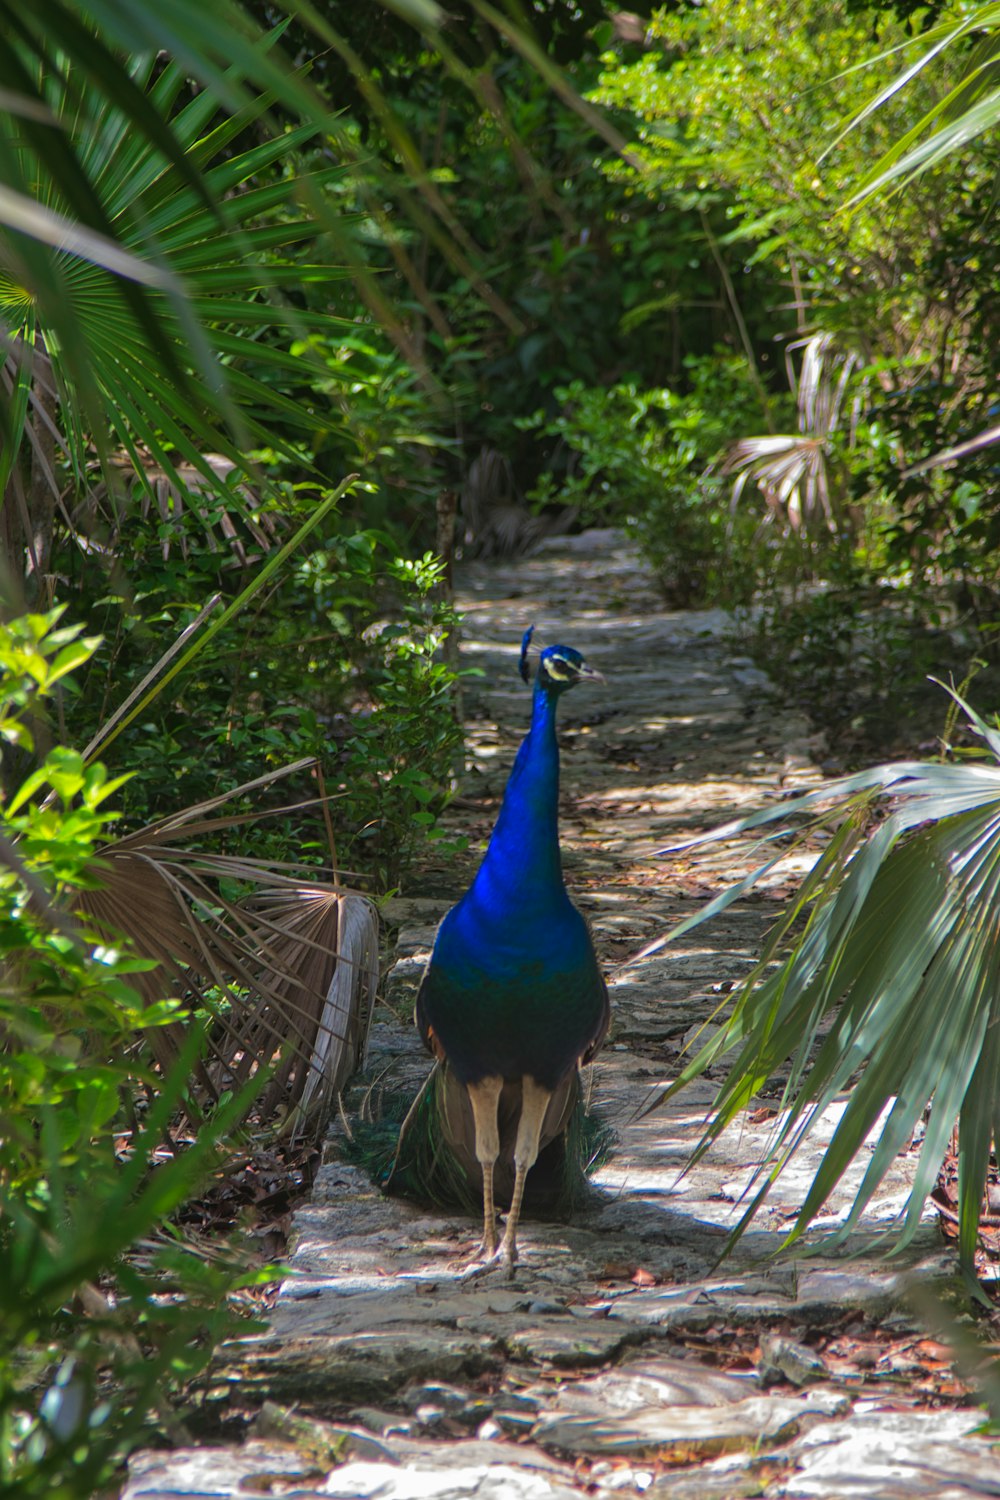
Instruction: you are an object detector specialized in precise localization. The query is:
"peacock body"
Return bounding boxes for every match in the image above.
[388,628,609,1274]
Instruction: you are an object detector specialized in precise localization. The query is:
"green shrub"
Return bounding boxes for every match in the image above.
[0,611,270,1499]
[519,355,773,605]
[63,506,464,886]
[335,551,466,888]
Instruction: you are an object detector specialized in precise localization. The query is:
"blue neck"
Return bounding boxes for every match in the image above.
[467,681,565,916]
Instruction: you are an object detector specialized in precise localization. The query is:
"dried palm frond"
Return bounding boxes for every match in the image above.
[239,884,380,1133]
[728,433,835,534]
[76,761,379,1137]
[77,451,284,567]
[726,333,862,537]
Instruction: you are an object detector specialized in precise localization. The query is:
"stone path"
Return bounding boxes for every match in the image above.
[126,533,1000,1499]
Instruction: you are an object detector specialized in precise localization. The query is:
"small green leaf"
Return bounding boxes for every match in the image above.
[47,637,102,687]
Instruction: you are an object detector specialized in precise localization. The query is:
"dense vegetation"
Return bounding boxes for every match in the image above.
[3,0,1000,1489]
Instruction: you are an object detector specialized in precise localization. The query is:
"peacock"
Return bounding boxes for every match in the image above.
[387,626,609,1276]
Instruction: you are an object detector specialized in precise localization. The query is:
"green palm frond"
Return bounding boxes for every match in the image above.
[643,683,1000,1276]
[0,33,350,530]
[831,5,1000,204]
[0,1,339,233]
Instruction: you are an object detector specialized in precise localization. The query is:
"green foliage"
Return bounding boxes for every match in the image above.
[838,5,1000,202]
[0,613,102,757]
[588,0,1000,731]
[275,331,458,534]
[335,550,466,886]
[519,356,772,604]
[868,382,1000,594]
[0,0,408,526]
[50,474,462,887]
[0,613,269,1498]
[1,34,353,590]
[593,0,936,326]
[303,42,756,510]
[647,685,1000,1282]
[743,561,955,754]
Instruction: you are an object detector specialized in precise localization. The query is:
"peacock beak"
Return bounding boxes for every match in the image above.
[578,663,606,684]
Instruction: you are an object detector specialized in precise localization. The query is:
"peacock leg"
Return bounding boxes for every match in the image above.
[499,1075,553,1278]
[465,1075,503,1259]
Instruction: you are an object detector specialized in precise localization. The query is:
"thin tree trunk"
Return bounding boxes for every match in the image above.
[435,486,464,779]
[1,337,57,605]
[27,341,58,604]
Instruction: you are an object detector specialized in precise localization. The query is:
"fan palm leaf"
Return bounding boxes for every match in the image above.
[726,333,861,537]
[1,40,349,513]
[641,684,1000,1276]
[76,761,379,1137]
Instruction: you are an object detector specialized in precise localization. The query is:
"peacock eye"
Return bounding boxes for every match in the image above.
[545,657,572,680]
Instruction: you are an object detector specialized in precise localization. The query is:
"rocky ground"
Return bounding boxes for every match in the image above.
[125,533,1000,1500]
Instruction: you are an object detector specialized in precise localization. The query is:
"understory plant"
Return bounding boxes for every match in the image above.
[645,683,1000,1285]
[56,477,464,887]
[518,354,772,605]
[0,614,270,1496]
[337,550,465,888]
[738,552,958,756]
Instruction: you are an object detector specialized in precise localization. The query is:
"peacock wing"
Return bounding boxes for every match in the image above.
[581,970,610,1067]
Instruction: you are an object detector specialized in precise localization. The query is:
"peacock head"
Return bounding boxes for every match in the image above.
[519,625,604,694]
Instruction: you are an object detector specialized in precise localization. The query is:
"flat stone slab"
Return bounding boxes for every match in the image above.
[534,1390,848,1462]
[530,1357,849,1460]
[779,1408,1000,1499]
[124,1406,1000,1500]
[125,533,993,1500]
[126,1433,585,1500]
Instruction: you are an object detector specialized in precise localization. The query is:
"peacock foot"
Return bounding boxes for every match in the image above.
[458,1234,520,1283]
[458,1248,511,1284]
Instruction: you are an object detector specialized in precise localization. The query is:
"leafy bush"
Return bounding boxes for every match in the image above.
[868,383,1000,606]
[278,331,459,535]
[61,498,463,887]
[0,612,271,1498]
[334,550,466,887]
[519,355,772,604]
[741,567,955,755]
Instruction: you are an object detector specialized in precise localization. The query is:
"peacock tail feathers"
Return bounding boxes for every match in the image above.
[383,1062,613,1218]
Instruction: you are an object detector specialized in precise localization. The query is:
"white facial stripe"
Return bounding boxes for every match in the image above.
[545,656,574,680]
